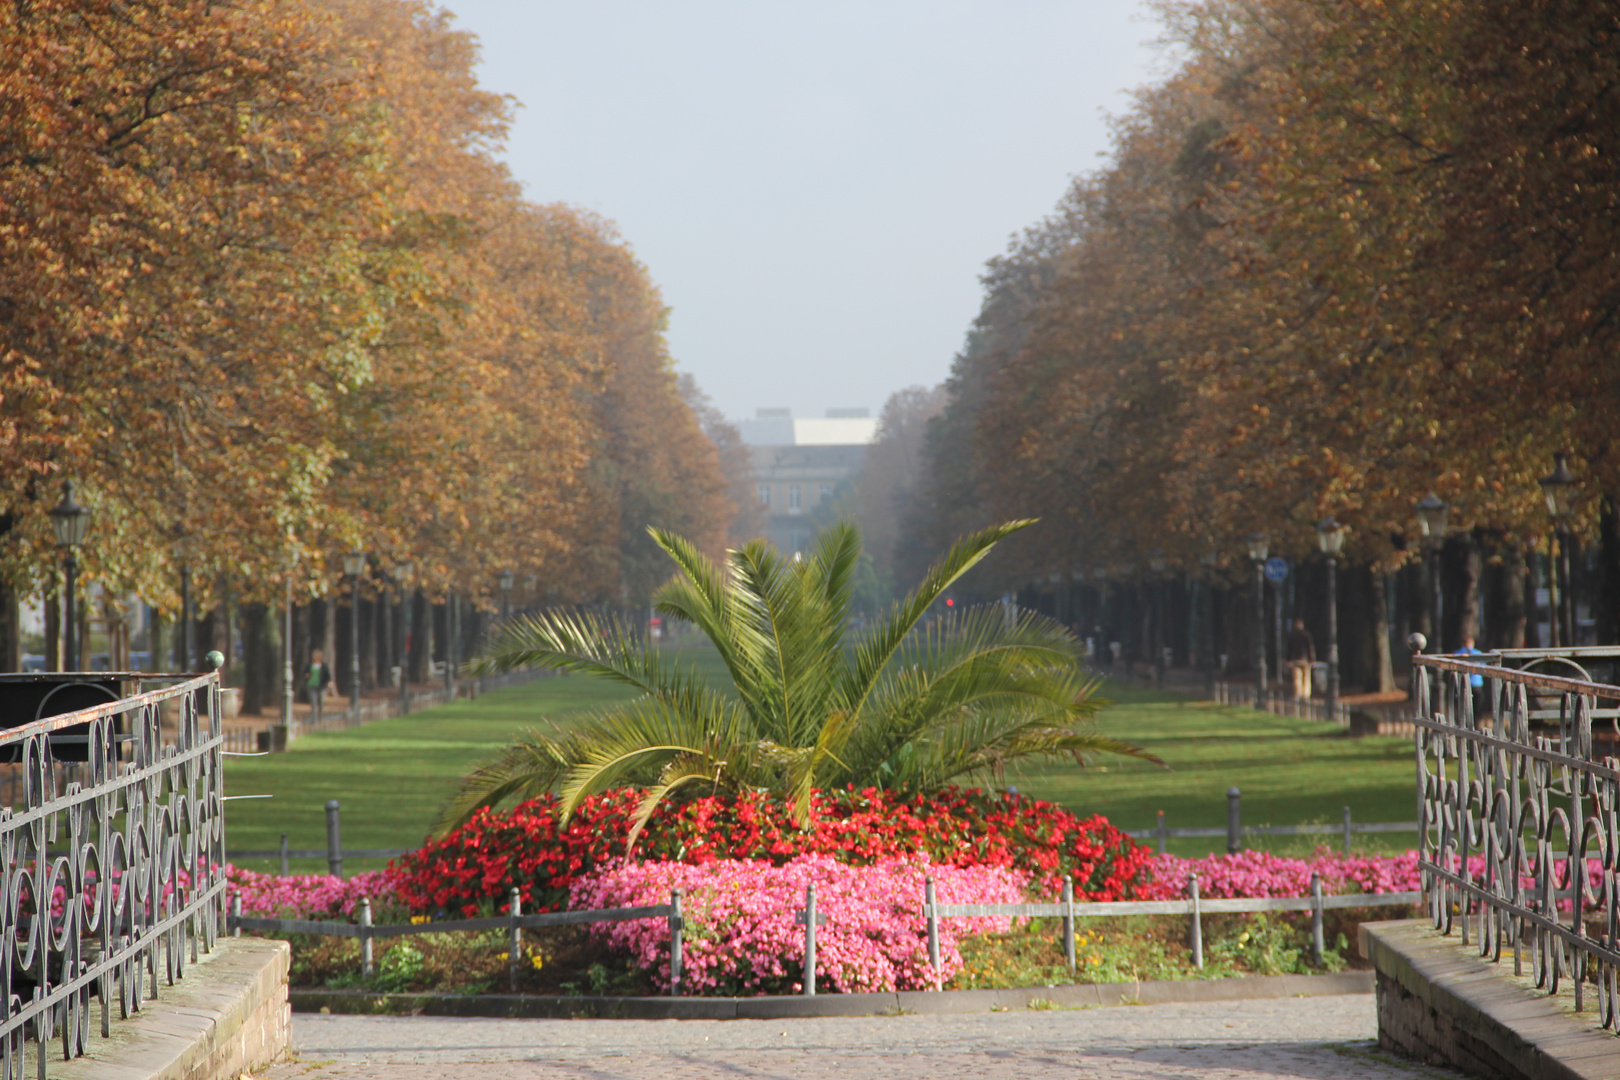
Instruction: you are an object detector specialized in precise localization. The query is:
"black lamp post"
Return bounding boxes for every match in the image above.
[343,551,366,720]
[49,481,92,671]
[1539,453,1579,647]
[1247,533,1269,710]
[499,570,514,622]
[1315,518,1346,717]
[1416,493,1449,650]
[397,561,414,714]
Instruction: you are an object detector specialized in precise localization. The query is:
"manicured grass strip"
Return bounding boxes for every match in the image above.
[222,652,1423,873]
[1013,680,1419,856]
[222,674,641,875]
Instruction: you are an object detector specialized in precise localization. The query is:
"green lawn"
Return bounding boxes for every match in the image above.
[222,650,1422,874]
[1012,681,1419,856]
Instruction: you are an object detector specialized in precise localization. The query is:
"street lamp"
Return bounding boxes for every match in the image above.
[397,561,414,714]
[48,481,91,671]
[342,551,367,721]
[1315,518,1346,718]
[1415,493,1448,650]
[1539,453,1579,646]
[499,570,514,621]
[1246,533,1269,710]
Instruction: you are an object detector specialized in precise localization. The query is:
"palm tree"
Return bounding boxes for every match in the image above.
[440,520,1159,844]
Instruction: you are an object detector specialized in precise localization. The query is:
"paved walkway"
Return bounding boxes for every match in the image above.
[263,995,1460,1079]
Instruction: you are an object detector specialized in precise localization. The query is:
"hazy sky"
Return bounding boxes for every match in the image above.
[441,1,1168,422]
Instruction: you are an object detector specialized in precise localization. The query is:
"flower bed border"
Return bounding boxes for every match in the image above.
[289,969,1374,1019]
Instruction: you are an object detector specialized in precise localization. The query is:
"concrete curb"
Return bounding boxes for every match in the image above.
[290,969,1372,1020]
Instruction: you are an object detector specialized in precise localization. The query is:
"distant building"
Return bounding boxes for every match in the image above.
[741,408,874,556]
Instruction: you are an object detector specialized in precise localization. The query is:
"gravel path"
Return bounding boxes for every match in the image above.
[263,994,1460,1079]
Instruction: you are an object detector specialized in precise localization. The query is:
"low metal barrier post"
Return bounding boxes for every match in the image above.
[232,894,242,938]
[1188,873,1203,969]
[279,832,290,876]
[1062,876,1075,971]
[925,877,940,976]
[1226,787,1242,854]
[1310,872,1324,966]
[1342,806,1352,856]
[326,800,343,879]
[360,898,374,977]
[508,887,522,991]
[669,889,684,996]
[1156,809,1167,854]
[798,883,818,996]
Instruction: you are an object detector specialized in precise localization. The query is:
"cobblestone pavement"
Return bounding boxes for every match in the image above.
[262,995,1462,1079]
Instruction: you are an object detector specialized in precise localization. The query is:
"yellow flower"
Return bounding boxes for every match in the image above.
[410,915,430,925]
[531,954,544,970]
[497,952,509,961]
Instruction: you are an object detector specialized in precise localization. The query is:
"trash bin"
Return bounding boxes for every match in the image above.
[1312,661,1329,696]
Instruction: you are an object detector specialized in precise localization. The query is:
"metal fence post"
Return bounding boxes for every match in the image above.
[1188,873,1203,969]
[1310,871,1324,966]
[279,832,290,877]
[1226,787,1242,854]
[360,897,373,977]
[1342,806,1353,856]
[326,800,343,879]
[1156,809,1167,855]
[804,882,817,996]
[1062,875,1075,972]
[925,877,940,977]
[508,887,522,992]
[669,889,684,996]
[231,893,241,938]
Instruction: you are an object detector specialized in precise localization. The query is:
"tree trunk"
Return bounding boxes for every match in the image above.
[1458,533,1483,646]
[240,602,276,716]
[1599,495,1620,645]
[44,578,59,671]
[1372,568,1395,693]
[1525,543,1542,648]
[0,578,18,672]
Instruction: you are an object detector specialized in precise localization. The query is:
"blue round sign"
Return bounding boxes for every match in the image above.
[1264,557,1289,583]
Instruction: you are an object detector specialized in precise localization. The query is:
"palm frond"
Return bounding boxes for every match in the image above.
[842,520,1035,722]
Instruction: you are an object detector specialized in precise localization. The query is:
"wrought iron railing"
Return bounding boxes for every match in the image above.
[0,671,226,1079]
[1414,650,1620,1030]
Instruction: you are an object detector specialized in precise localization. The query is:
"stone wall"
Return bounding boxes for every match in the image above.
[60,936,291,1080]
[1362,919,1619,1080]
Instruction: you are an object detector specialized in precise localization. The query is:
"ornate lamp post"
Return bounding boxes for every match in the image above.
[1246,533,1269,710]
[1539,454,1579,647]
[1315,518,1346,717]
[499,570,514,622]
[1415,493,1449,650]
[342,551,366,721]
[397,561,414,714]
[48,481,92,671]
[1149,550,1168,689]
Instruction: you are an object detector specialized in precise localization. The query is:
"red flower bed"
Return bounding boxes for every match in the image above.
[392,787,1154,916]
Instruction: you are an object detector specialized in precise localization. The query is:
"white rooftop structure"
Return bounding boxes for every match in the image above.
[738,407,877,447]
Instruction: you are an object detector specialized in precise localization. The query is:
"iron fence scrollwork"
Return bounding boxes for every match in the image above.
[0,672,226,1078]
[1415,651,1620,1031]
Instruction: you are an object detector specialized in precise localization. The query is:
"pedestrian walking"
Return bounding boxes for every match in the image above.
[1285,619,1315,700]
[303,647,333,726]
[1457,635,1489,719]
